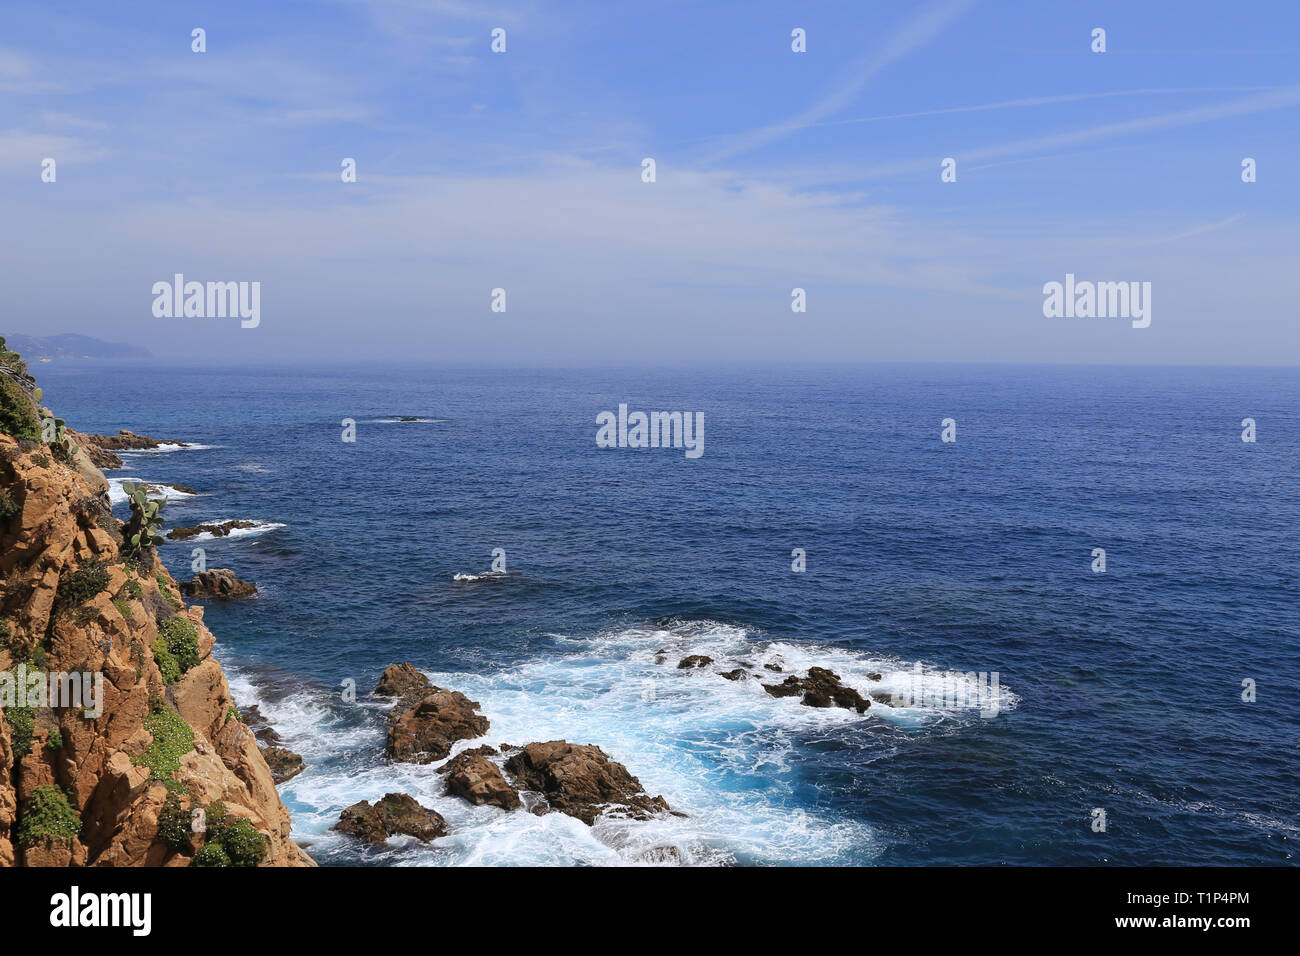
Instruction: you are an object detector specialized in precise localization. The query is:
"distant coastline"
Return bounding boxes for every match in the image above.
[2,333,150,362]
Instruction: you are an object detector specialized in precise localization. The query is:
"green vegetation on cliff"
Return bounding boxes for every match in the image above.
[16,785,82,848]
[133,701,195,793]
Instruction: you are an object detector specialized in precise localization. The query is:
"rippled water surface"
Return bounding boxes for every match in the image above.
[35,363,1300,865]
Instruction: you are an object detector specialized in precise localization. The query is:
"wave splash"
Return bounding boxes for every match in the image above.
[225,621,1016,866]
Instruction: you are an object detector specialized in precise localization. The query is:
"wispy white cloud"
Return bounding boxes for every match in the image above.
[699,0,976,163]
[752,85,1300,186]
[0,128,113,169]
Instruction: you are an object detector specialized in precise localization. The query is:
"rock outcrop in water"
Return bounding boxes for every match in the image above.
[387,688,491,763]
[374,662,430,699]
[77,429,188,452]
[333,793,446,845]
[375,662,676,826]
[167,520,257,541]
[503,741,674,825]
[179,569,257,600]
[262,747,305,784]
[0,358,312,867]
[762,666,870,713]
[438,746,521,810]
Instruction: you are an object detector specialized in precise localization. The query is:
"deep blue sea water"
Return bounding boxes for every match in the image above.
[32,363,1300,866]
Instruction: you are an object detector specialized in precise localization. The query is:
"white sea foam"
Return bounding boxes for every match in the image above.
[451,570,510,583]
[232,621,1016,867]
[117,442,215,456]
[170,518,286,542]
[108,478,201,506]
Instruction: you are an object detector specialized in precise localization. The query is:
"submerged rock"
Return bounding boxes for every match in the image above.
[719,668,748,681]
[179,568,257,600]
[386,688,490,763]
[503,741,674,825]
[333,793,447,845]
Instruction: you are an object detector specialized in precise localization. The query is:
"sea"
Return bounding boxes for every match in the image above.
[31,362,1300,866]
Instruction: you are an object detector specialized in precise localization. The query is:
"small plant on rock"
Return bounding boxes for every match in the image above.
[156,617,200,676]
[55,559,110,615]
[156,793,193,852]
[122,482,166,553]
[15,785,81,849]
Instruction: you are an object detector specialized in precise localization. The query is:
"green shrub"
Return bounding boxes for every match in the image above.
[0,488,19,525]
[0,337,29,378]
[0,619,10,648]
[190,842,231,867]
[155,793,192,852]
[0,377,40,442]
[112,596,132,621]
[188,808,266,868]
[15,785,81,848]
[219,818,267,866]
[45,728,63,751]
[73,605,97,627]
[157,571,181,611]
[133,701,195,787]
[156,617,200,675]
[202,800,228,837]
[30,453,49,468]
[126,578,143,600]
[151,637,180,684]
[226,705,241,725]
[6,704,35,757]
[55,559,110,612]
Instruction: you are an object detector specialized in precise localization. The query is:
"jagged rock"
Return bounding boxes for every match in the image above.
[0,405,313,868]
[439,749,521,810]
[762,667,870,713]
[762,676,803,698]
[870,692,894,706]
[135,482,197,496]
[719,669,748,681]
[67,431,122,470]
[76,429,188,451]
[386,689,489,764]
[867,672,882,681]
[763,662,783,672]
[240,704,281,746]
[503,741,673,825]
[333,793,447,845]
[677,655,713,669]
[178,568,257,600]
[374,662,430,699]
[167,520,257,541]
[262,747,305,784]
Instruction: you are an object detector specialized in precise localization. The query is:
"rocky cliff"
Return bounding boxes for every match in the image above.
[0,348,312,867]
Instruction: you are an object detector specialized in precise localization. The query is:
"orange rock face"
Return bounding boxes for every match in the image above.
[0,423,313,867]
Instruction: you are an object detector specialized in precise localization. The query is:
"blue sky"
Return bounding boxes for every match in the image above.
[1,0,1297,364]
